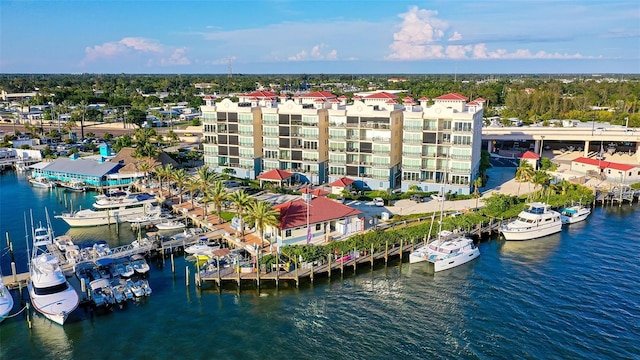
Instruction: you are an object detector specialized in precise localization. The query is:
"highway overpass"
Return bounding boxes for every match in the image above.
[482,126,640,160]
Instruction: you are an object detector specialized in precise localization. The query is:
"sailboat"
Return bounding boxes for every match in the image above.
[27,209,79,325]
[408,156,480,271]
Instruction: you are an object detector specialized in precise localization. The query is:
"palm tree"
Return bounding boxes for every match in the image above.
[515,160,535,196]
[155,164,174,197]
[172,168,188,204]
[186,177,200,210]
[227,189,253,240]
[136,161,151,186]
[245,200,280,249]
[208,180,228,224]
[472,177,483,209]
[532,170,551,199]
[196,165,218,217]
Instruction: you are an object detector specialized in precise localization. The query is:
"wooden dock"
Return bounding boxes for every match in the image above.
[197,220,501,289]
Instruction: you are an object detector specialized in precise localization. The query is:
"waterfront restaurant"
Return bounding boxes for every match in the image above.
[266,195,363,247]
[30,156,123,187]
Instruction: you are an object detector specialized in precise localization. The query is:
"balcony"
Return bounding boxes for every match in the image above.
[345,123,360,128]
[372,162,390,168]
[329,134,346,140]
[450,168,471,174]
[329,122,346,127]
[403,163,422,169]
[300,133,319,138]
[346,147,359,153]
[403,138,422,144]
[330,158,346,164]
[301,122,318,127]
[362,122,390,129]
[371,137,390,143]
[329,148,346,152]
[372,149,390,155]
[451,154,472,160]
[402,152,422,157]
[302,157,319,162]
[238,118,253,124]
[403,126,423,131]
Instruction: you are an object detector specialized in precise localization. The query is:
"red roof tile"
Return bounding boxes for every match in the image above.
[273,196,362,229]
[475,97,486,102]
[300,187,330,196]
[434,93,468,101]
[303,91,336,99]
[364,92,398,100]
[419,96,430,101]
[607,162,635,171]
[203,95,215,100]
[467,101,479,106]
[573,157,610,169]
[243,90,277,98]
[257,169,294,181]
[329,177,355,187]
[520,151,540,159]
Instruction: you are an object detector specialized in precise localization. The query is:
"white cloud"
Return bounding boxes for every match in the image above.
[82,37,191,67]
[288,43,338,61]
[448,32,463,41]
[387,6,587,61]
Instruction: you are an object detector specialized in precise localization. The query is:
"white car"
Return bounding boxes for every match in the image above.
[431,194,445,202]
[373,197,385,206]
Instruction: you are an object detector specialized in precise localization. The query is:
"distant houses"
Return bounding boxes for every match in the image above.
[571,157,640,184]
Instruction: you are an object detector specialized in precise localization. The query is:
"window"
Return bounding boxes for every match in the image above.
[285,229,291,237]
[315,223,321,231]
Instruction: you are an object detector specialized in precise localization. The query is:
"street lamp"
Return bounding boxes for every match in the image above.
[540,135,545,157]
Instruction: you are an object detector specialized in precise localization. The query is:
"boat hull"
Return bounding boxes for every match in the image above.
[57,208,150,227]
[501,222,562,241]
[428,248,480,272]
[27,282,79,325]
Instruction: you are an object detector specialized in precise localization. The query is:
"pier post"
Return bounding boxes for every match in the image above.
[327,254,331,280]
[353,247,357,274]
[385,241,389,265]
[411,238,414,251]
[171,253,175,273]
[26,302,31,329]
[185,267,189,287]
[256,252,260,289]
[70,199,74,213]
[370,244,374,269]
[310,263,314,283]
[295,259,299,288]
[236,262,240,287]
[64,193,68,209]
[399,240,403,260]
[11,262,17,283]
[81,277,86,295]
[216,256,221,287]
[340,252,344,277]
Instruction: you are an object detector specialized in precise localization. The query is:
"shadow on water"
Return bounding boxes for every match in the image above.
[497,233,562,266]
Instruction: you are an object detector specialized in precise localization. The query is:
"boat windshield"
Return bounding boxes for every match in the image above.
[516,216,535,223]
[33,282,70,295]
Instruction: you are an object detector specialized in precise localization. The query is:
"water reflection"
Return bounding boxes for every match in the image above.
[29,315,74,359]
[498,233,562,265]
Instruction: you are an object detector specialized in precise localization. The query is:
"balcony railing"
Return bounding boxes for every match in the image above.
[451,154,472,160]
[361,122,390,129]
[403,138,422,144]
[329,148,346,152]
[402,152,422,157]
[329,135,346,140]
[371,137,391,143]
[372,149,390,154]
[403,126,423,131]
[329,122,346,127]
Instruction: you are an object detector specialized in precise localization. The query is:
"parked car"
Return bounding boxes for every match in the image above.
[410,194,425,203]
[373,197,385,206]
[431,194,445,202]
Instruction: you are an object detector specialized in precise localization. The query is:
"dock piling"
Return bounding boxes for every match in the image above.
[171,253,175,273]
[185,267,189,287]
[11,262,17,283]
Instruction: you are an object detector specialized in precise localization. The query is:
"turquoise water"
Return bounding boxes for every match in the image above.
[1,170,639,359]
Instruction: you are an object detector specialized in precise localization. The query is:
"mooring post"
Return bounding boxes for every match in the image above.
[327,254,331,280]
[340,252,344,276]
[171,253,175,273]
[185,266,190,287]
[370,243,374,269]
[385,241,389,265]
[310,262,314,283]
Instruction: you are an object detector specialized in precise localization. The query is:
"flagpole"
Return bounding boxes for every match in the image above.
[306,185,311,244]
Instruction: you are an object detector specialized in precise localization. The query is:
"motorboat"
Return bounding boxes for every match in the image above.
[0,276,14,323]
[93,241,112,257]
[55,193,158,227]
[126,278,145,298]
[58,181,86,192]
[409,235,480,272]
[560,204,591,224]
[115,262,135,278]
[500,202,562,241]
[115,279,134,301]
[110,282,127,304]
[138,279,152,296]
[130,254,150,275]
[128,212,165,229]
[64,245,80,265]
[27,209,79,325]
[28,176,56,189]
[89,278,115,307]
[155,220,186,230]
[170,228,205,244]
[54,235,75,252]
[184,239,220,256]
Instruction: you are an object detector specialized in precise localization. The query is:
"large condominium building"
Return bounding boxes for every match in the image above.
[201,91,333,184]
[400,93,484,195]
[326,92,403,191]
[201,95,265,178]
[202,90,482,194]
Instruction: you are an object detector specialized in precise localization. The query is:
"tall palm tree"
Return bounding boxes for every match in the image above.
[208,180,228,224]
[515,160,535,196]
[137,161,151,186]
[472,177,483,209]
[196,165,218,217]
[172,168,188,204]
[186,177,200,210]
[532,170,551,199]
[245,200,280,249]
[227,189,253,240]
[155,164,174,197]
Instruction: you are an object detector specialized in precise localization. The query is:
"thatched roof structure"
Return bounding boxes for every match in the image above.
[111,147,179,174]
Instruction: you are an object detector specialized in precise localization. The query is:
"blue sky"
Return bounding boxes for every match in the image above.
[1,0,639,74]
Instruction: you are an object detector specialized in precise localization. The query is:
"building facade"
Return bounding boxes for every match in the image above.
[400,93,484,195]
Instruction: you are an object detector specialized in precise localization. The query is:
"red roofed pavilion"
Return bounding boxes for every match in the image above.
[257,169,294,187]
[329,177,355,195]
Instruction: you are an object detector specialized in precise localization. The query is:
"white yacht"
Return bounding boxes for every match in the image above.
[0,276,14,323]
[130,254,150,275]
[28,176,56,189]
[55,193,157,227]
[27,211,79,325]
[500,202,562,241]
[560,204,591,224]
[409,236,480,272]
[155,220,186,230]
